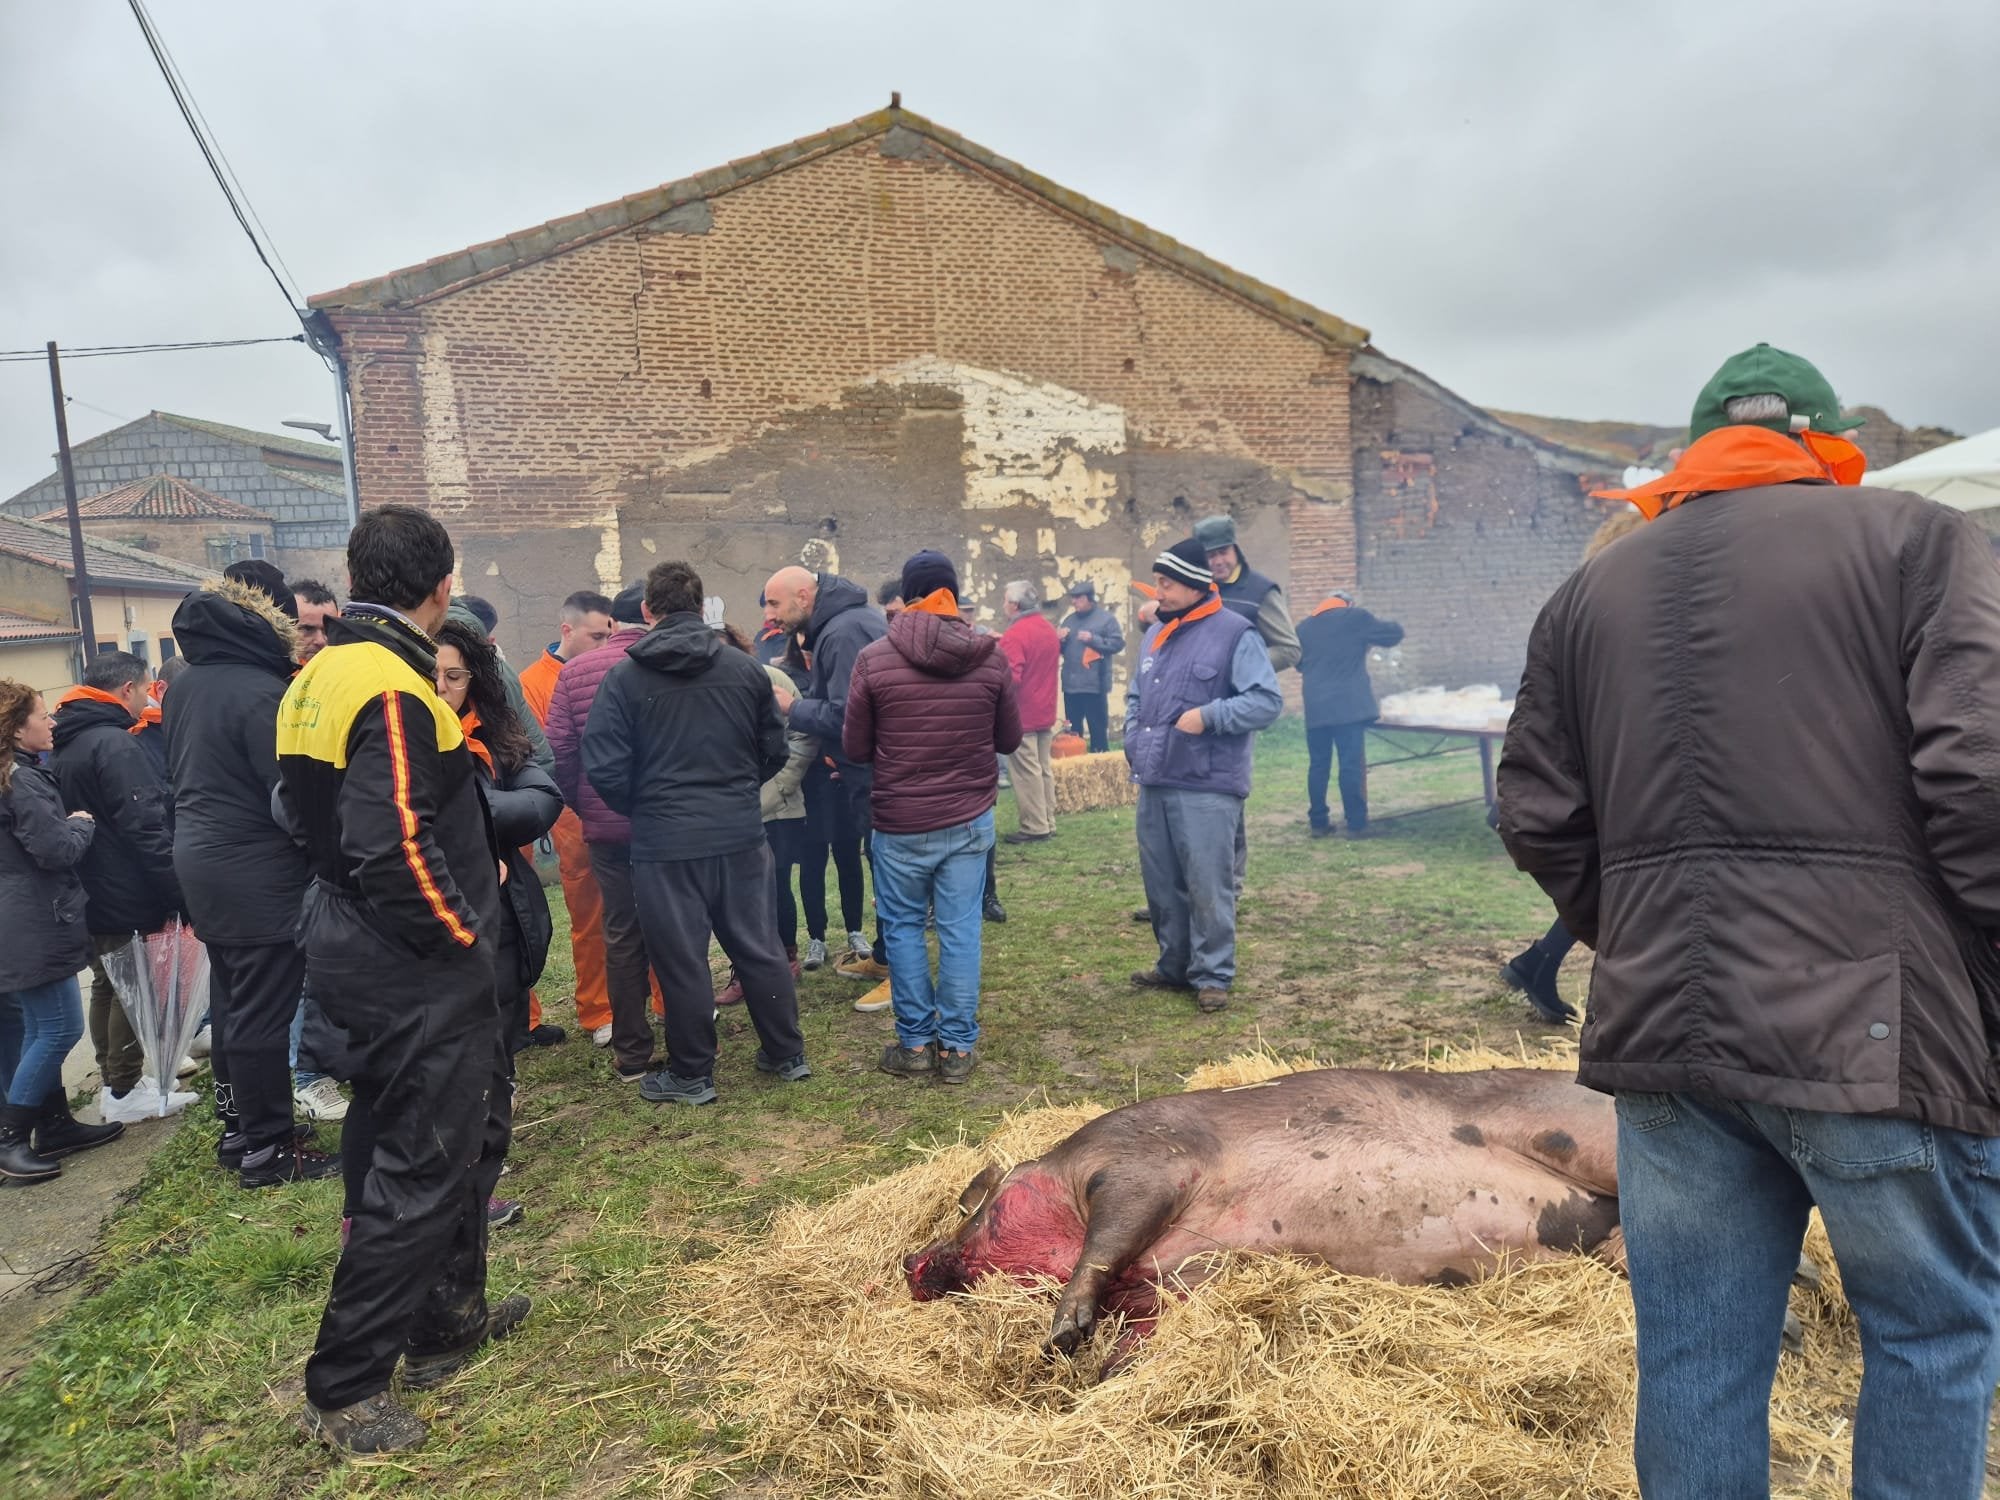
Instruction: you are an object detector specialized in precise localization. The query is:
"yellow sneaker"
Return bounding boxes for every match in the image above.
[836,953,890,981]
[853,979,893,1013]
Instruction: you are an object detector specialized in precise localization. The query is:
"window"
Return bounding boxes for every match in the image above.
[248,533,268,560]
[127,637,149,665]
[159,637,177,662]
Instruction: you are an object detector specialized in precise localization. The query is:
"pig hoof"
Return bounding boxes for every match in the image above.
[1042,1312,1091,1359]
[1782,1309,1805,1356]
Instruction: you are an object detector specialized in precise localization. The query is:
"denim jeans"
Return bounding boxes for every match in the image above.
[1616,1089,2000,1499]
[870,809,994,1053]
[290,989,328,1090]
[0,975,85,1107]
[1306,721,1369,831]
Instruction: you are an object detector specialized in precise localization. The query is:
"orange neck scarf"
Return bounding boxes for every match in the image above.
[458,706,494,777]
[1152,589,1223,652]
[904,588,959,618]
[1594,426,1868,521]
[1309,596,1350,617]
[58,684,137,719]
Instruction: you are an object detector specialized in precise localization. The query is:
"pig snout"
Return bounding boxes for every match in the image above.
[903,1243,972,1301]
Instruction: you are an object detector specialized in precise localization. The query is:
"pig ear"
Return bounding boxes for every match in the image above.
[957,1164,1003,1217]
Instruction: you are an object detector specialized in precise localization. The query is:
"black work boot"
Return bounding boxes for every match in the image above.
[1499,942,1577,1024]
[401,1294,533,1390]
[302,1390,428,1455]
[34,1090,124,1159]
[239,1138,343,1189]
[0,1103,62,1183]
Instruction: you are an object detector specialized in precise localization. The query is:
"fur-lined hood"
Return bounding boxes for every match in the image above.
[170,576,302,675]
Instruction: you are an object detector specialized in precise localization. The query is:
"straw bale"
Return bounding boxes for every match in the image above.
[638,1059,1864,1498]
[1053,750,1139,815]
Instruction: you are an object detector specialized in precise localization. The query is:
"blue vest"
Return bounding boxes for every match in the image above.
[1129,606,1257,798]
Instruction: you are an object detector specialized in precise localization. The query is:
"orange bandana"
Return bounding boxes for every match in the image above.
[459,706,494,777]
[1594,426,1868,521]
[1129,580,1158,599]
[904,588,960,618]
[1151,589,1223,652]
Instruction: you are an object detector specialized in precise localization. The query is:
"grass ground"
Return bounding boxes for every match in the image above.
[0,721,1578,1498]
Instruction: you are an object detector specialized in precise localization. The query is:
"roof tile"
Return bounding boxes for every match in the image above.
[34,473,271,523]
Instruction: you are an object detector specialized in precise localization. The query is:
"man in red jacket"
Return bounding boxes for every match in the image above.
[845,550,1021,1085]
[998,580,1061,845]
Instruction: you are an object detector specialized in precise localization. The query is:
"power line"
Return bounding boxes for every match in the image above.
[125,0,303,320]
[0,335,306,364]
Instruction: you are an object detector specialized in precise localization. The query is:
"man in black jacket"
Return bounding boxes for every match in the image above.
[586,560,806,1106]
[1295,593,1404,838]
[278,505,525,1456]
[763,565,889,979]
[51,650,181,1116]
[166,561,337,1187]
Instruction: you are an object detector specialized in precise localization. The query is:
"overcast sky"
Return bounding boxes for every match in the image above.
[4,1,1995,498]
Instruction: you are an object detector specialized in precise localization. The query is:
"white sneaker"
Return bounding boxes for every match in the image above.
[188,1025,212,1059]
[294,1076,350,1122]
[100,1080,196,1122]
[591,1022,613,1046]
[846,930,871,962]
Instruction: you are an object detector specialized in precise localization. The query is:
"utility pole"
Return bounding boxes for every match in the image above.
[45,342,98,663]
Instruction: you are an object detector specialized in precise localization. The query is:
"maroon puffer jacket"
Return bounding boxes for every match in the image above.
[844,609,1023,835]
[546,624,646,845]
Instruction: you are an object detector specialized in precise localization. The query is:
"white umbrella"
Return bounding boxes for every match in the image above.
[1869,427,2000,512]
[101,919,209,1119]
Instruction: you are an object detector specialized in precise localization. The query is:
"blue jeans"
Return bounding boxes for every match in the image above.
[870,809,994,1053]
[290,990,326,1090]
[0,976,85,1107]
[1616,1089,2000,1499]
[1136,786,1243,991]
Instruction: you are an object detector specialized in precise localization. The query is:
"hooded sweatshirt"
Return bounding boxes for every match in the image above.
[165,577,309,945]
[844,605,1023,834]
[581,611,789,861]
[787,573,885,775]
[52,691,183,934]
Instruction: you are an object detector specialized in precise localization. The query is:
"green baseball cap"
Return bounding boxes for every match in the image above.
[1688,343,1865,441]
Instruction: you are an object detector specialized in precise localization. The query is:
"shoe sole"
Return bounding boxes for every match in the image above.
[34,1129,124,1160]
[853,1001,892,1013]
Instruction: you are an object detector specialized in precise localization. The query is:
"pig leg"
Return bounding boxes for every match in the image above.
[1044,1173,1183,1358]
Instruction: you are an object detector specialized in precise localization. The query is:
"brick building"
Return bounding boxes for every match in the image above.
[34,472,275,572]
[310,105,1371,680]
[3,411,349,582]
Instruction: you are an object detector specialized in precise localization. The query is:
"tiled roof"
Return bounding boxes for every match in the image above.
[0,516,217,590]
[0,608,79,645]
[154,412,346,467]
[34,473,271,524]
[266,463,348,497]
[311,105,1370,350]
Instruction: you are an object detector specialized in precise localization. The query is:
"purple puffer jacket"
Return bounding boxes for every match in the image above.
[547,624,646,845]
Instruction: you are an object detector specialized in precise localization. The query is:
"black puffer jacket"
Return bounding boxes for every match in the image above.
[472,731,562,992]
[1296,603,1404,727]
[0,750,95,991]
[52,694,183,934]
[165,578,309,945]
[788,575,885,775]
[583,612,787,861]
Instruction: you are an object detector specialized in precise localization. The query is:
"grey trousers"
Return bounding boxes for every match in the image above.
[1136,785,1244,992]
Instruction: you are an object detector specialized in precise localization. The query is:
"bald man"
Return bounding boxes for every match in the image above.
[764,565,890,980]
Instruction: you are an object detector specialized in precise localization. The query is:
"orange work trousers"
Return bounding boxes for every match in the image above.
[549,808,662,1028]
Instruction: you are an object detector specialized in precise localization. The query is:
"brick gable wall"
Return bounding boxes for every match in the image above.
[329,134,1354,681]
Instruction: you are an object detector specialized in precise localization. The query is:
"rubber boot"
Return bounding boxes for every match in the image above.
[1500,941,1577,1024]
[0,1102,62,1183]
[34,1089,124,1160]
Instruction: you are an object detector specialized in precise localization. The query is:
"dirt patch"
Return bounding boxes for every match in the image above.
[1362,861,1427,879]
[709,1122,848,1189]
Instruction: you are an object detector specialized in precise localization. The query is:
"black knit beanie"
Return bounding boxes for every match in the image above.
[900,549,959,603]
[610,582,647,624]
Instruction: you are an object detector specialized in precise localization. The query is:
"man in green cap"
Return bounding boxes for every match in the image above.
[1192,514,1301,672]
[1498,344,2000,1497]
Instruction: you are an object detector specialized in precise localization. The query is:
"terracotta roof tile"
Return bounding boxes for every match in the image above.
[0,608,79,644]
[35,473,271,524]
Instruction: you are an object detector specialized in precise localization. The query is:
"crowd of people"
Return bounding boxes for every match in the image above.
[0,496,1412,1454]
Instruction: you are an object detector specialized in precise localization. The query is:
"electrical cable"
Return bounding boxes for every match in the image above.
[0,335,306,363]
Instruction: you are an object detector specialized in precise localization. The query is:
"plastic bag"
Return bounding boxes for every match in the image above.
[101,918,210,1119]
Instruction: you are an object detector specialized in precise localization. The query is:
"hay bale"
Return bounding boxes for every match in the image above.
[636,1063,1863,1499]
[1053,750,1138,815]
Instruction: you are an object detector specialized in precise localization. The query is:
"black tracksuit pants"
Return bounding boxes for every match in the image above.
[587,841,658,1076]
[632,843,805,1082]
[300,893,510,1410]
[207,940,308,1151]
[1065,690,1110,753]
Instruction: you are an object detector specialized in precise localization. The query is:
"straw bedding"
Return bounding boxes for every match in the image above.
[636,1041,1865,1497]
[1051,750,1140,815]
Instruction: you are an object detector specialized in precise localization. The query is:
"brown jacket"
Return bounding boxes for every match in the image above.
[1499,480,2000,1135]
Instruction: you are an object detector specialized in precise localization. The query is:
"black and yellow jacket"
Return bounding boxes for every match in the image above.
[276,605,502,960]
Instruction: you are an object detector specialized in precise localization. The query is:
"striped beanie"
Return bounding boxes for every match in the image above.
[1153,537,1213,590]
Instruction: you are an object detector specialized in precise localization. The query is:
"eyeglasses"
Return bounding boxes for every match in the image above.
[436,668,472,687]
